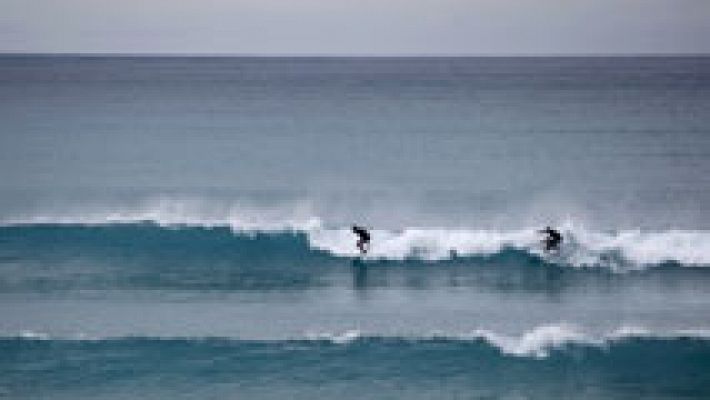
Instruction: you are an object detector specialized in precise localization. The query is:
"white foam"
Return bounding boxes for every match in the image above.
[569,228,710,268]
[307,228,538,260]
[472,324,710,357]
[301,323,710,357]
[467,324,591,358]
[1,197,323,233]
[306,224,710,269]
[305,329,362,344]
[18,330,50,340]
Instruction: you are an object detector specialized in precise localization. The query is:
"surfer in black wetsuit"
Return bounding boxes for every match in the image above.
[352,225,371,254]
[539,226,562,252]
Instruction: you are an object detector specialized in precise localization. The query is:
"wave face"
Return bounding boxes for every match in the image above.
[3,334,710,400]
[2,222,710,273]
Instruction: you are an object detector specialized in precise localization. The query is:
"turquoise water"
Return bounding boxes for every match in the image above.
[4,337,710,400]
[1,56,710,399]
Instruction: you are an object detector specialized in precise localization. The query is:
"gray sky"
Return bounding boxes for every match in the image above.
[1,0,709,54]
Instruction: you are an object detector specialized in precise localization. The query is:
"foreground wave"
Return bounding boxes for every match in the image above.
[3,329,710,399]
[12,323,710,358]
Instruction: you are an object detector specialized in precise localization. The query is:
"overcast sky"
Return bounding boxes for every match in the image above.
[1,0,709,54]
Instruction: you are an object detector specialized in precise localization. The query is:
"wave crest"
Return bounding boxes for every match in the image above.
[308,225,710,270]
[1,197,323,232]
[8,324,710,359]
[3,204,710,270]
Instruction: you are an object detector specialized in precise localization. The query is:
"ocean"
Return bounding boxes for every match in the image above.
[1,55,710,399]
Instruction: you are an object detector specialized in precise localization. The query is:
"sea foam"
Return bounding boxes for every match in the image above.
[307,225,710,269]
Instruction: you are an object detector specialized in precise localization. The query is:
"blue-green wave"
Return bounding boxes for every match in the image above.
[1,223,708,292]
[3,336,710,400]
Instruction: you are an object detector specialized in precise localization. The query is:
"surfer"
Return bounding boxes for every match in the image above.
[352,225,371,254]
[539,226,562,252]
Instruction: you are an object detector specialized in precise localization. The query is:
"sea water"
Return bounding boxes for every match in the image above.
[1,56,710,399]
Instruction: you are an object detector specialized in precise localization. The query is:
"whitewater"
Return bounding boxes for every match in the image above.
[4,207,710,270]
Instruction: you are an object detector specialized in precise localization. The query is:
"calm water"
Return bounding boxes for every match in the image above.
[1,56,710,399]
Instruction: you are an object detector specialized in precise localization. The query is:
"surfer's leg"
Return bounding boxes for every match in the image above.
[544,239,553,252]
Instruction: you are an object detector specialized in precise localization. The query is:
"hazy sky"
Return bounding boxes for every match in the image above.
[1,0,709,54]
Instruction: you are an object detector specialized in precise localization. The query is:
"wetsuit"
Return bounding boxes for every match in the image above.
[352,226,371,254]
[542,228,562,252]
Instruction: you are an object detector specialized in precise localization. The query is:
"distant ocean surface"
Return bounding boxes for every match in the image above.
[1,56,710,399]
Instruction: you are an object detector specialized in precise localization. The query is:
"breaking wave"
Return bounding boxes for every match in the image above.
[8,324,710,359]
[309,226,710,269]
[2,196,710,271]
[5,327,710,399]
[2,216,710,270]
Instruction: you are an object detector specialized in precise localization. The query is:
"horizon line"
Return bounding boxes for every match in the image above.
[1,51,709,58]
